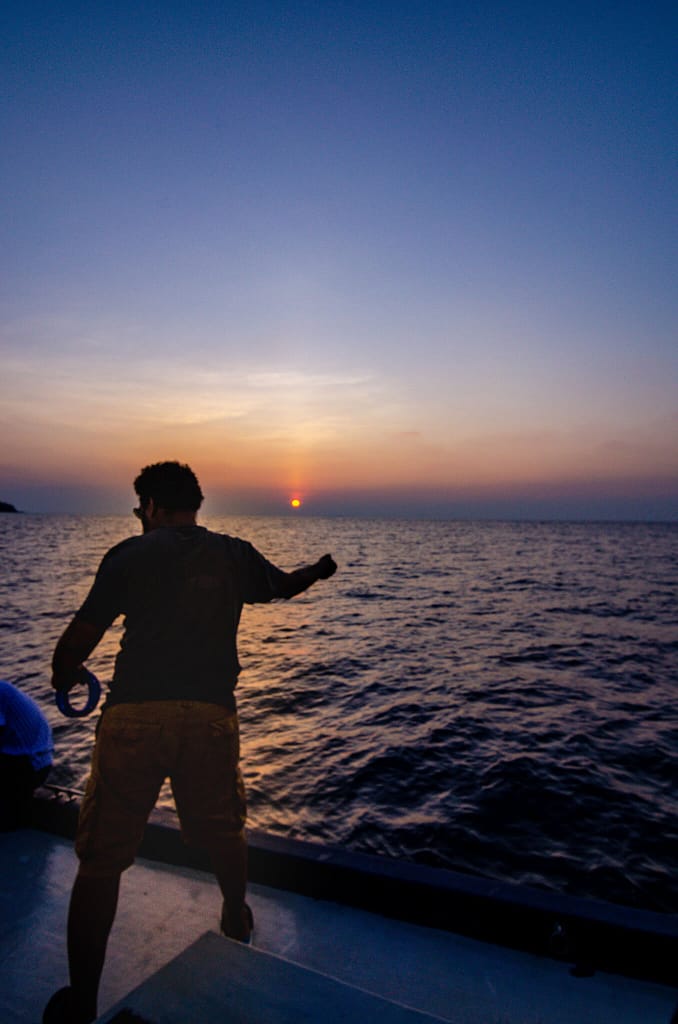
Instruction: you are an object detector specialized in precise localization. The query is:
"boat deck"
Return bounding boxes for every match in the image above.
[1,828,676,1023]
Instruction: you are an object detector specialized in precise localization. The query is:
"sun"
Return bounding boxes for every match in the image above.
[290,497,302,509]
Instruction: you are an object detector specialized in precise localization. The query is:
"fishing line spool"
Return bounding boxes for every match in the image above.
[55,669,101,718]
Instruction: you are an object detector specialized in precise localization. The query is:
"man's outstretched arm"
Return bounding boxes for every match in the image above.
[275,553,337,599]
[51,618,106,691]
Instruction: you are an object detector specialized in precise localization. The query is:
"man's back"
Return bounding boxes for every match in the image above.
[78,526,287,706]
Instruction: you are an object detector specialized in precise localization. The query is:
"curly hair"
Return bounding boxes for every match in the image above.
[134,461,204,511]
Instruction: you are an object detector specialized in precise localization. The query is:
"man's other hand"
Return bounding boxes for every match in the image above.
[316,554,337,579]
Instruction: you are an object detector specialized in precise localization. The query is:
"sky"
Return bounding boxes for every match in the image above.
[1,1,676,519]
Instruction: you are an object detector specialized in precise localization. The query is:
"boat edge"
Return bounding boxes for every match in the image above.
[30,785,678,988]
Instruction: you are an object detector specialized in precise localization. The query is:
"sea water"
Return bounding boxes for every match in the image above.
[1,513,676,913]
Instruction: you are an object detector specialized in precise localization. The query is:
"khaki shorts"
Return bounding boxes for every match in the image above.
[76,701,246,877]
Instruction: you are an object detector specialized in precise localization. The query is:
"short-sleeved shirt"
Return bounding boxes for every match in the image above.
[77,525,288,708]
[0,680,54,771]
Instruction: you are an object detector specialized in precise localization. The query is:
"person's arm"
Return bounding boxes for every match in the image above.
[51,618,107,692]
[274,553,337,599]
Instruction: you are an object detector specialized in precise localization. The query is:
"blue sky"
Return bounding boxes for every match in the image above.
[1,1,676,518]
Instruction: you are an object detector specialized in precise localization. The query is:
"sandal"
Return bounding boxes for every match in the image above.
[220,900,254,943]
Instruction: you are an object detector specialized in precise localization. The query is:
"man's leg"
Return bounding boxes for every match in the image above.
[44,705,166,1021]
[209,833,251,940]
[171,704,250,940]
[0,753,38,830]
[66,871,121,1021]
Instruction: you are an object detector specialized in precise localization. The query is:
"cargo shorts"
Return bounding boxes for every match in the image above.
[75,701,246,877]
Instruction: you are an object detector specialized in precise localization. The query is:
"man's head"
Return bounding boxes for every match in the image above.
[134,462,204,527]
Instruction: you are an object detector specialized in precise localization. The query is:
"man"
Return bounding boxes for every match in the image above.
[45,461,337,1024]
[0,680,53,829]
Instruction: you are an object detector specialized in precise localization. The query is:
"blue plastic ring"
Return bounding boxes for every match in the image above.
[55,670,101,718]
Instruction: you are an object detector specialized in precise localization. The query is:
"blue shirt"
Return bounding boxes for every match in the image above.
[0,681,53,771]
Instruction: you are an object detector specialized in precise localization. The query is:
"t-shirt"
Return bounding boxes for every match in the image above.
[0,681,54,770]
[77,526,289,707]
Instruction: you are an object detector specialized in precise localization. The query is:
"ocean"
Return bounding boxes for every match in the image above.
[1,513,676,914]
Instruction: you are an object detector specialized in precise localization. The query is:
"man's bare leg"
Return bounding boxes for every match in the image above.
[67,871,121,1021]
[210,833,251,940]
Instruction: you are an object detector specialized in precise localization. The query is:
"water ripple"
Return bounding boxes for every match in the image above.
[1,514,676,912]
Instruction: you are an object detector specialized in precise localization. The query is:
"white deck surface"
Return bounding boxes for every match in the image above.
[0,829,675,1023]
[98,930,452,1023]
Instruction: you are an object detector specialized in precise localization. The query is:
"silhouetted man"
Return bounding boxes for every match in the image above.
[45,461,337,1024]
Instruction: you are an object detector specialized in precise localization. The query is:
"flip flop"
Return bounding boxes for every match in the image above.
[42,986,95,1024]
[221,900,254,943]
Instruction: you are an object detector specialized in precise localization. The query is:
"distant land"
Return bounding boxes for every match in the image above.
[0,501,20,513]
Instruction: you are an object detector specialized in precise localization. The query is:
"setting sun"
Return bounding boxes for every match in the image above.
[290,498,302,508]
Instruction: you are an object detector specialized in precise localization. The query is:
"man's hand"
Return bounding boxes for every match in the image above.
[316,554,337,580]
[52,618,106,691]
[51,665,84,693]
[276,554,338,598]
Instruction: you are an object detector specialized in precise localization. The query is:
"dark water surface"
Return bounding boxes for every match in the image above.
[1,514,676,913]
